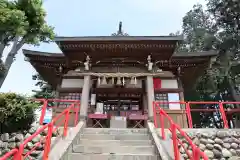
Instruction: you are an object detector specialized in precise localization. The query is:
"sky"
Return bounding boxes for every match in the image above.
[0,0,205,95]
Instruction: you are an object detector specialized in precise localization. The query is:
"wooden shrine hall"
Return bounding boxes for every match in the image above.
[23,22,217,128]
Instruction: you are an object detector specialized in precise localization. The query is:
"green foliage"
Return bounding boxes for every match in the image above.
[207,0,240,36]
[180,1,240,128]
[0,93,39,133]
[0,0,54,45]
[182,4,218,52]
[32,73,55,100]
[0,0,28,44]
[0,0,55,88]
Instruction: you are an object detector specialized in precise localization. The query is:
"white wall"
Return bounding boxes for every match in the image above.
[161,79,178,89]
[61,79,84,88]
[154,79,181,109]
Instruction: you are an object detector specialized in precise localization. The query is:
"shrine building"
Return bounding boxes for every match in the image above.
[23,22,217,128]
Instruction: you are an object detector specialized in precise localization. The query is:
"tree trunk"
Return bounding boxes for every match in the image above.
[0,38,24,88]
[0,44,5,58]
[228,77,240,101]
[0,52,16,87]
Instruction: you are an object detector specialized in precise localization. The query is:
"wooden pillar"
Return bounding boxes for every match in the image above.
[80,75,91,120]
[177,78,185,108]
[55,84,60,98]
[55,75,63,98]
[146,76,154,120]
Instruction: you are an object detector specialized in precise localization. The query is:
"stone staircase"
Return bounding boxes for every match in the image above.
[67,128,159,160]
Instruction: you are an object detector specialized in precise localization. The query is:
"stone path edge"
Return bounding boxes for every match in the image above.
[48,121,85,160]
[147,121,171,160]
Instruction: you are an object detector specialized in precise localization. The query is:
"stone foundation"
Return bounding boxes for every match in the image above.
[178,129,240,160]
[0,125,61,159]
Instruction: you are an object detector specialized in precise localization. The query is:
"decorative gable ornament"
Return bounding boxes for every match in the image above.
[111,21,129,36]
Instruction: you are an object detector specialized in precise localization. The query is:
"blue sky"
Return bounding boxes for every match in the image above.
[1,0,205,95]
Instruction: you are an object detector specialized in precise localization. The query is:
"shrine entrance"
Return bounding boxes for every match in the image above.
[87,77,148,128]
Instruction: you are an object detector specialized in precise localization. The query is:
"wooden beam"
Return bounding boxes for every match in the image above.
[154,88,184,93]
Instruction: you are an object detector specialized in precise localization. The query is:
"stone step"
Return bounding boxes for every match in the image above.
[80,134,150,140]
[83,128,148,134]
[73,145,155,154]
[79,139,153,146]
[68,153,158,160]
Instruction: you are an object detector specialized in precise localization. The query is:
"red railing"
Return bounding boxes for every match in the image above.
[36,98,80,126]
[187,101,240,129]
[152,101,240,129]
[0,149,18,160]
[0,99,80,160]
[153,101,208,160]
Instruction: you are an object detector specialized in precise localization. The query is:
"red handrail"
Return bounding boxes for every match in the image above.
[153,101,208,160]
[38,99,80,125]
[0,149,18,160]
[0,99,80,160]
[187,101,229,128]
[187,102,240,128]
[153,101,240,129]
[2,100,240,160]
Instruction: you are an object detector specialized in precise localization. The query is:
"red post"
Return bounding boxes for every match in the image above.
[0,149,19,160]
[17,143,24,160]
[13,151,18,160]
[39,99,48,125]
[152,101,158,128]
[219,102,229,128]
[171,123,180,160]
[63,110,70,137]
[186,102,193,128]
[193,146,200,160]
[159,110,165,140]
[43,123,53,160]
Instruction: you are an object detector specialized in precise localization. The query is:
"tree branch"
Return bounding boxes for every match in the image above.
[3,37,25,65]
[8,37,18,54]
[16,38,25,51]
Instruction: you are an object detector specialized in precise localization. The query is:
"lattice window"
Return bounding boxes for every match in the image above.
[58,92,81,108]
[154,93,169,109]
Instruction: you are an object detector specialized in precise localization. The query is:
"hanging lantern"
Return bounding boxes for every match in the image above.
[130,77,135,85]
[101,76,107,85]
[122,77,125,85]
[111,77,115,85]
[97,77,101,85]
[134,77,137,85]
[116,77,121,85]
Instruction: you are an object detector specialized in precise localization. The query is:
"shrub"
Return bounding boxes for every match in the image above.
[0,93,39,133]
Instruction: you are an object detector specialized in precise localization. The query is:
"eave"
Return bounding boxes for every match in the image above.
[173,50,218,58]
[23,49,218,90]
